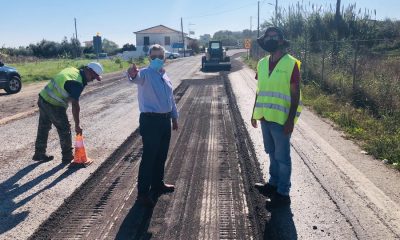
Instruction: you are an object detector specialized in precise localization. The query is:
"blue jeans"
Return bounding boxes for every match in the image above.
[260,120,292,196]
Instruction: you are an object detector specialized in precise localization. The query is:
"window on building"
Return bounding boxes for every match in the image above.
[165,36,171,46]
[144,36,150,46]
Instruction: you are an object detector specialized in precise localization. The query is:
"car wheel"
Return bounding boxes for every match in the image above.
[5,76,22,94]
[169,55,174,59]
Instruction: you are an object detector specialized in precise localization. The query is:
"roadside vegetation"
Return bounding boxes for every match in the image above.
[0,36,149,83]
[8,57,148,84]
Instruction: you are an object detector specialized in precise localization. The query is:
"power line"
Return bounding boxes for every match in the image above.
[184,2,257,19]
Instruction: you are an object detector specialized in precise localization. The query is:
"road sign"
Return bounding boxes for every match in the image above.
[93,35,102,54]
[172,42,184,48]
[244,38,252,49]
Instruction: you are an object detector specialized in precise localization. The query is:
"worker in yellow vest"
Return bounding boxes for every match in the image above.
[251,27,302,208]
[32,62,103,163]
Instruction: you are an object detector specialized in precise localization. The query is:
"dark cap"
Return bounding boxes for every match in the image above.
[257,26,289,50]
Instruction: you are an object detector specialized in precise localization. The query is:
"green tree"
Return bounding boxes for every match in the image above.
[122,43,136,51]
[199,34,211,46]
[102,39,119,54]
[188,39,200,53]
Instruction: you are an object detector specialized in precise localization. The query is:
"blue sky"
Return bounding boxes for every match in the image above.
[1,0,399,48]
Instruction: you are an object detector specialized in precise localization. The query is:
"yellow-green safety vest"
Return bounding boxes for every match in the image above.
[39,67,83,108]
[252,54,302,125]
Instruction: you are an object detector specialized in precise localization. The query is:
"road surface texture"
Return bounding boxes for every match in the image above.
[0,51,399,239]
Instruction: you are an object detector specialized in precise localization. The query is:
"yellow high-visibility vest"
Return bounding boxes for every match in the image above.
[252,54,302,125]
[39,67,83,108]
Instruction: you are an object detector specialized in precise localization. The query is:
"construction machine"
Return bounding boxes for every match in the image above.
[201,41,231,71]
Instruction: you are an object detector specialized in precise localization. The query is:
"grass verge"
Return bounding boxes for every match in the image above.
[243,57,400,169]
[9,58,148,83]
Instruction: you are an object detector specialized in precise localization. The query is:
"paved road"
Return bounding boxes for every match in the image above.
[0,51,399,239]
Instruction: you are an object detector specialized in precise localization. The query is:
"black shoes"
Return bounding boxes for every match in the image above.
[32,153,73,164]
[136,194,155,208]
[265,192,291,208]
[32,154,54,162]
[255,183,290,208]
[152,183,175,194]
[61,155,74,164]
[254,182,277,198]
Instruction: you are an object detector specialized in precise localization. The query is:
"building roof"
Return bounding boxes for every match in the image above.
[134,25,186,35]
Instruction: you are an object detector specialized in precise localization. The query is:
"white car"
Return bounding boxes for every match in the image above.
[165,51,180,59]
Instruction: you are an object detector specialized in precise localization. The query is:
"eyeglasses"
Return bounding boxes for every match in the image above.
[263,35,281,41]
[150,55,165,60]
[89,68,100,79]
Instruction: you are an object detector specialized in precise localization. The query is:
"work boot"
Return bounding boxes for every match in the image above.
[32,153,54,162]
[136,194,155,208]
[254,182,277,198]
[265,192,291,209]
[61,155,74,164]
[152,183,175,194]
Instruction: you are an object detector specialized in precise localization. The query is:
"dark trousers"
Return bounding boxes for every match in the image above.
[34,96,73,158]
[137,113,172,195]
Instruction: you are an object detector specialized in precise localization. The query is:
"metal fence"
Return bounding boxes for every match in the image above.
[250,38,400,114]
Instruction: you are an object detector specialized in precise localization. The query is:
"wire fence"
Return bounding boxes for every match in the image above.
[250,38,400,115]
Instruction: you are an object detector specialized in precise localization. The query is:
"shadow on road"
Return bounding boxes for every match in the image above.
[0,162,80,234]
[0,92,9,96]
[201,67,232,73]
[115,193,161,240]
[264,206,297,240]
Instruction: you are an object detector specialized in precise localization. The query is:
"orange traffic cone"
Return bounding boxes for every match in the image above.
[71,134,93,167]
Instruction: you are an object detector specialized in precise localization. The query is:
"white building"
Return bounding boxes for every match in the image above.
[118,25,193,60]
[135,25,192,55]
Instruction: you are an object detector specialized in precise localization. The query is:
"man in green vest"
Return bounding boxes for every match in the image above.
[251,27,302,208]
[32,62,103,163]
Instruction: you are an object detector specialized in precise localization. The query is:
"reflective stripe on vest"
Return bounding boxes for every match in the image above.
[43,79,70,107]
[39,67,83,108]
[255,102,301,117]
[50,79,69,98]
[257,91,303,106]
[252,54,302,125]
[44,85,68,107]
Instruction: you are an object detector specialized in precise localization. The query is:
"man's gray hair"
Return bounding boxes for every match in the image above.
[149,44,165,55]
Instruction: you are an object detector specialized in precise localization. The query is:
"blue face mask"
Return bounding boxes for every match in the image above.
[149,58,164,71]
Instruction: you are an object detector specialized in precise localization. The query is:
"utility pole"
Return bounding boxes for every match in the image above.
[275,0,278,24]
[257,1,260,37]
[74,18,79,58]
[181,17,185,57]
[250,16,252,32]
[332,0,341,64]
[74,18,78,41]
[335,0,341,38]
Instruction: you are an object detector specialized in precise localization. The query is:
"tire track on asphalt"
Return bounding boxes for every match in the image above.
[198,86,219,239]
[156,83,209,239]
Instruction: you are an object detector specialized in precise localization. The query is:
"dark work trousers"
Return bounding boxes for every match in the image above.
[137,113,172,195]
[34,96,73,159]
